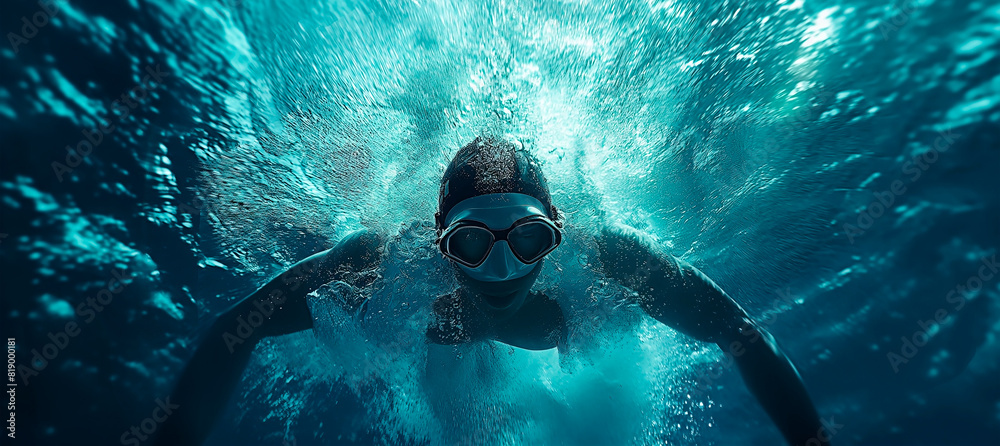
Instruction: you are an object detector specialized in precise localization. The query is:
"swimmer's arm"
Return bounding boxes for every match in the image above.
[155,229,383,446]
[596,226,827,446]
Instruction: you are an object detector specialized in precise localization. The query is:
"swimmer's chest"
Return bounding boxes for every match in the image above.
[426,290,567,351]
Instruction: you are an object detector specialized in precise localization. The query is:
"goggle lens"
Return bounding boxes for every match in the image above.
[508,221,555,262]
[446,226,493,266]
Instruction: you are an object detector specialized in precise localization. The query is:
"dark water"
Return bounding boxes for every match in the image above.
[1,0,999,444]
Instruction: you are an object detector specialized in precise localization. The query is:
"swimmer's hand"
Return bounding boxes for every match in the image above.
[155,230,383,446]
[597,225,829,446]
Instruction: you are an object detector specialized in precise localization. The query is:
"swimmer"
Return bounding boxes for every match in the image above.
[156,137,828,445]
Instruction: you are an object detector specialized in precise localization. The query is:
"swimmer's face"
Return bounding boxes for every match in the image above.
[438,194,560,311]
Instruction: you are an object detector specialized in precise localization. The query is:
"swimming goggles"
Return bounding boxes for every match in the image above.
[438,214,563,268]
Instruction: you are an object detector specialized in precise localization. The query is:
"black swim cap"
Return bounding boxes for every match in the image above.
[436,137,556,229]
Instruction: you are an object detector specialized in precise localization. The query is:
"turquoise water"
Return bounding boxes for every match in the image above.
[1,0,998,444]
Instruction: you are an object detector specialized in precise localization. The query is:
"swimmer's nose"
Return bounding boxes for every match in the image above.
[482,241,520,281]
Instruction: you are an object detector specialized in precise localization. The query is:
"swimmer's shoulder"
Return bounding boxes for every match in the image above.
[325,228,386,271]
[328,219,433,258]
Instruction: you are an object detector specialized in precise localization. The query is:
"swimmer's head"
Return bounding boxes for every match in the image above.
[436,137,561,311]
[436,137,557,228]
